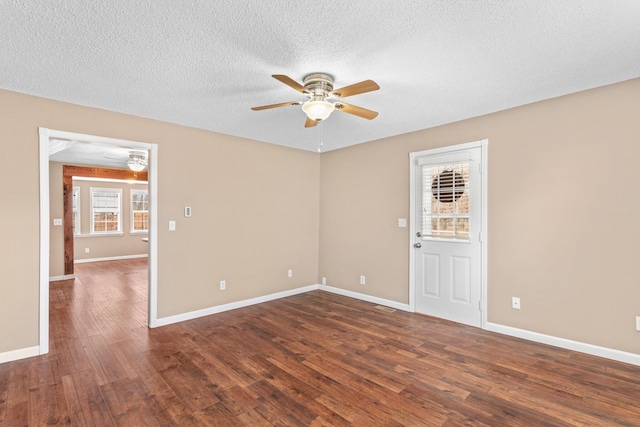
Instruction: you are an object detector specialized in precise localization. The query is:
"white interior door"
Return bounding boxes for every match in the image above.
[413,146,482,327]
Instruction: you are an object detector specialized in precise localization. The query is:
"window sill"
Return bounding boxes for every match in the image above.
[130,231,149,236]
[75,232,124,238]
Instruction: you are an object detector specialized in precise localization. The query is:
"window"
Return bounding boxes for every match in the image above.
[422,162,470,241]
[130,189,149,233]
[72,186,80,235]
[90,187,122,234]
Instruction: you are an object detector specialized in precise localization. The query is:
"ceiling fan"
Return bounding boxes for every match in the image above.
[252,73,380,128]
[104,150,147,171]
[126,151,147,172]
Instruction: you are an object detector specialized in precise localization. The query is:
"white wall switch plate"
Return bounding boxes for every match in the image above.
[220,280,226,290]
[512,297,521,309]
[184,207,192,217]
[53,218,63,226]
[360,275,366,285]
[288,269,293,278]
[169,220,176,231]
[636,316,640,331]
[321,277,326,285]
[84,248,90,253]
[398,218,407,228]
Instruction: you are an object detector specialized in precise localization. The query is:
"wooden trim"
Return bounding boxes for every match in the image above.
[62,173,73,274]
[61,165,148,275]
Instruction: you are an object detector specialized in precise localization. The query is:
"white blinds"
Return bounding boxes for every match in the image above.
[421,161,470,240]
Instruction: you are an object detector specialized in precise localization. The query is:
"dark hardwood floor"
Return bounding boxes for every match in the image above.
[1,259,639,426]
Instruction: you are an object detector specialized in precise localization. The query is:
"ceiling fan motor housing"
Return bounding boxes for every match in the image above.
[303,73,334,99]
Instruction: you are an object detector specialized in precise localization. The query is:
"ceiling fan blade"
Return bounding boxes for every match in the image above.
[251,101,301,111]
[305,117,318,128]
[272,75,306,93]
[335,102,379,120]
[330,80,379,98]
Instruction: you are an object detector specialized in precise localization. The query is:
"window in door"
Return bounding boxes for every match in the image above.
[422,162,470,241]
[90,187,122,234]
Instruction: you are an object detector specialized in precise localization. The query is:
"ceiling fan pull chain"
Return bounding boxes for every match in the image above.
[317,121,324,153]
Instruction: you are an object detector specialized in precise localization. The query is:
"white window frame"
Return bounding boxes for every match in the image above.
[90,187,123,235]
[72,186,80,236]
[130,189,149,234]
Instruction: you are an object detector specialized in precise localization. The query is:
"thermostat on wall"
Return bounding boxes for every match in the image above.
[184,207,192,217]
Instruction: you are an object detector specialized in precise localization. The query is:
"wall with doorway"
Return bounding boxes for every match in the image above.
[319,78,640,356]
[0,88,320,355]
[2,79,639,360]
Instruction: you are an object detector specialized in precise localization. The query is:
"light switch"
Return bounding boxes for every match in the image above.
[53,218,63,226]
[169,220,176,231]
[398,218,407,228]
[184,207,192,217]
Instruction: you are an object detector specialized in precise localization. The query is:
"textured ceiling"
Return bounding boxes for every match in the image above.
[2,1,640,154]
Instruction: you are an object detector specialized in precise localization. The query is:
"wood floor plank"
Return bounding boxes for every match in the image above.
[140,390,199,426]
[2,402,29,427]
[27,360,71,426]
[3,258,640,426]
[100,378,158,426]
[148,350,220,413]
[61,369,114,426]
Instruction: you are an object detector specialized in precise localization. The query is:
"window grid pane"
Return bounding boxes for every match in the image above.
[131,190,149,233]
[72,187,80,235]
[91,188,121,233]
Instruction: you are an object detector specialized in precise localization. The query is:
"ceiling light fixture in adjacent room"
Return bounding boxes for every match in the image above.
[127,152,147,172]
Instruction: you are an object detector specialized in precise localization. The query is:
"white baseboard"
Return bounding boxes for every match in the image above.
[320,285,411,312]
[0,345,40,365]
[49,274,75,282]
[485,322,640,367]
[154,285,320,327]
[74,254,148,264]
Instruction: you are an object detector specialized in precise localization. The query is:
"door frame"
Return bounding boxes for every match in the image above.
[409,139,488,327]
[38,128,159,355]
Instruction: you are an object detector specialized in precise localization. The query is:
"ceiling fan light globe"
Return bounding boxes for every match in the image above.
[302,100,335,121]
[128,161,146,172]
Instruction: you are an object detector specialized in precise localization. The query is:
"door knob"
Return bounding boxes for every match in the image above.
[414,243,422,248]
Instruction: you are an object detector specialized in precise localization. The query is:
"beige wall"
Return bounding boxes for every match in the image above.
[72,178,149,262]
[319,78,640,355]
[0,89,320,353]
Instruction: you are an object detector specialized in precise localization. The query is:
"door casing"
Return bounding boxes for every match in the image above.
[38,128,160,355]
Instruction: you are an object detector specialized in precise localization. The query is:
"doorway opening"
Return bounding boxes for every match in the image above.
[38,128,159,355]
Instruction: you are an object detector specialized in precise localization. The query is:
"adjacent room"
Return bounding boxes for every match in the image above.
[1,1,639,425]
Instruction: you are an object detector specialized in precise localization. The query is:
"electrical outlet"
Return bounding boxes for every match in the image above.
[636,316,640,331]
[321,277,326,285]
[512,297,521,309]
[220,280,226,290]
[360,275,366,285]
[288,269,293,278]
[84,248,90,253]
